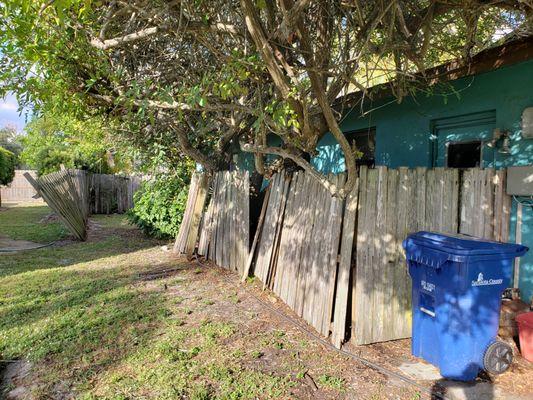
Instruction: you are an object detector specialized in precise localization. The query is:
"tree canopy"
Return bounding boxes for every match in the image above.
[0,0,531,196]
[0,126,23,161]
[21,112,130,175]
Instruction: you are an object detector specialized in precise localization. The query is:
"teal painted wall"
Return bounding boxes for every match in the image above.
[312,59,533,301]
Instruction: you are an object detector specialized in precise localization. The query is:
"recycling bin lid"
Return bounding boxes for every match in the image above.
[405,231,528,257]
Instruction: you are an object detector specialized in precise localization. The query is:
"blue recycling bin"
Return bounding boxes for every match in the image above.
[403,232,528,381]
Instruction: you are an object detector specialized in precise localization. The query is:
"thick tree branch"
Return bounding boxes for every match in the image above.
[240,0,304,119]
[89,93,252,113]
[241,143,342,196]
[90,21,238,50]
[280,0,357,198]
[173,124,219,171]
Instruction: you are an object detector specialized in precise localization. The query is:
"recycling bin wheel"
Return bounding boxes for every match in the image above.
[483,341,513,374]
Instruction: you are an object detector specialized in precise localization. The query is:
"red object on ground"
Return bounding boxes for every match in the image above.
[516,312,533,362]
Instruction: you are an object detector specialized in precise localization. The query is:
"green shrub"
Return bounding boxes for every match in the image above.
[0,146,16,185]
[127,174,190,239]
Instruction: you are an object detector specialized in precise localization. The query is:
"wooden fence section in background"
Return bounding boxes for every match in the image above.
[89,174,141,214]
[0,170,41,203]
[174,172,209,255]
[198,171,250,274]
[459,168,510,241]
[352,167,459,345]
[25,169,89,240]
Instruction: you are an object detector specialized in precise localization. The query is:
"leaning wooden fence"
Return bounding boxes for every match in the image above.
[25,169,89,240]
[252,171,355,344]
[173,170,250,275]
[24,170,141,241]
[174,172,209,255]
[174,166,511,348]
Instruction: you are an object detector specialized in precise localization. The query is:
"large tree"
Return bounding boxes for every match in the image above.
[0,0,530,196]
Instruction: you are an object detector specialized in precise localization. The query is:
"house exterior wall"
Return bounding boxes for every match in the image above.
[312,59,533,302]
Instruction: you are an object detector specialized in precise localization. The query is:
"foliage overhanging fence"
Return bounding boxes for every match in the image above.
[174,166,511,347]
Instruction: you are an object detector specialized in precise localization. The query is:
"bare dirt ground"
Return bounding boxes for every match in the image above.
[164,257,533,400]
[144,257,426,400]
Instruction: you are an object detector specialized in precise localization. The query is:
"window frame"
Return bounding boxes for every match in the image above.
[344,127,376,167]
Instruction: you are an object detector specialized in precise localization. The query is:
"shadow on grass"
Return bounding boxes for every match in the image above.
[0,226,163,279]
[0,256,187,394]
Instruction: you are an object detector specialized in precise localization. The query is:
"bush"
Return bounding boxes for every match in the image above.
[0,146,16,185]
[127,174,190,239]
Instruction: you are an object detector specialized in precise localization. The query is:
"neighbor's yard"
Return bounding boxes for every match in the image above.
[0,203,422,399]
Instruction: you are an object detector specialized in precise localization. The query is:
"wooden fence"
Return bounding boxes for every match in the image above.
[24,170,142,241]
[174,172,209,255]
[353,167,459,345]
[25,169,89,240]
[174,170,250,275]
[0,170,41,203]
[253,171,355,342]
[89,173,141,214]
[251,166,510,347]
[201,170,250,275]
[174,166,511,347]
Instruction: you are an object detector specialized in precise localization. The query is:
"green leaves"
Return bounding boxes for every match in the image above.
[127,170,193,238]
[21,112,128,175]
[0,146,16,186]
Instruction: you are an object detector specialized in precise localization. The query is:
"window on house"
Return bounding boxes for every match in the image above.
[345,127,376,167]
[447,141,482,168]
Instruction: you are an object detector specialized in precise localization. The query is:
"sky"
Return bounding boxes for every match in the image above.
[0,92,29,131]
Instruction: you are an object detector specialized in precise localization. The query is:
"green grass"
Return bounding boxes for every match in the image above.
[317,374,345,391]
[0,203,67,243]
[0,206,295,399]
[0,206,406,399]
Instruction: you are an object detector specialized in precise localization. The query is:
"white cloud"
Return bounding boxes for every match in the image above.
[0,101,18,111]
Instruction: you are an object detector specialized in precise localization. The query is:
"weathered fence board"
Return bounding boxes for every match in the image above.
[332,176,359,348]
[25,169,89,240]
[174,172,209,255]
[459,168,511,241]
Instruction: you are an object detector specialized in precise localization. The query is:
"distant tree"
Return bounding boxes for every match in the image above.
[0,126,23,161]
[0,146,16,206]
[21,112,131,176]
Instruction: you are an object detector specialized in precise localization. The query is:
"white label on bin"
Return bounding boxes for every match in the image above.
[471,273,503,287]
[421,280,435,292]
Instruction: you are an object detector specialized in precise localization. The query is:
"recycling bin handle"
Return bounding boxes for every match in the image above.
[420,307,435,317]
[406,253,450,269]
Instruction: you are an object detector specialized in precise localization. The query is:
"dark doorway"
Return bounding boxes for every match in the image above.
[447,141,482,168]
